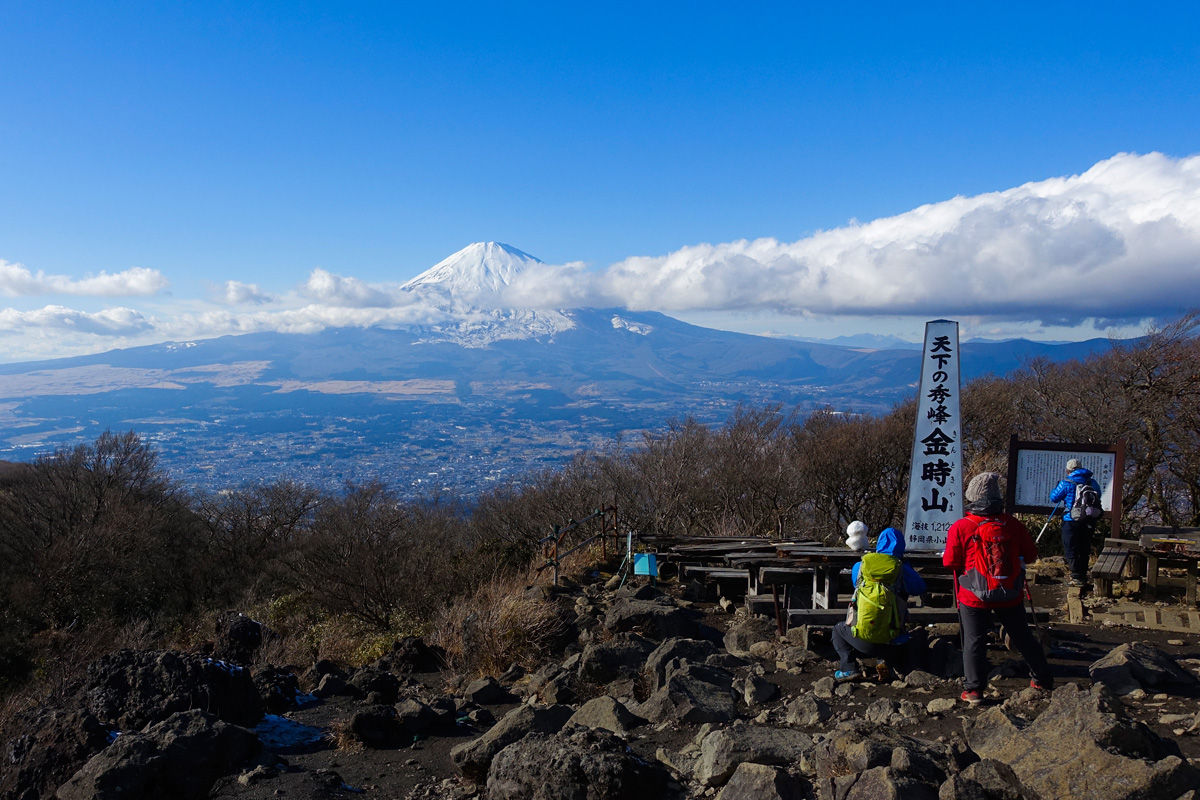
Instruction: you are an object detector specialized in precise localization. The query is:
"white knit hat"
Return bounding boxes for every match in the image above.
[845,520,869,551]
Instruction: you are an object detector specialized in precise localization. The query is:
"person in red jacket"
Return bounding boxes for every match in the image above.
[943,471,1054,706]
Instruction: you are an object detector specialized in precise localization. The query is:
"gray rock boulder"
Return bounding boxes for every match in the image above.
[485,725,670,800]
[347,704,402,747]
[820,766,940,800]
[347,667,401,705]
[253,666,302,714]
[84,649,263,730]
[213,612,265,667]
[863,698,923,726]
[776,646,820,669]
[963,683,1199,800]
[814,721,949,789]
[394,698,438,734]
[464,676,511,705]
[603,596,714,641]
[211,767,353,799]
[694,721,815,787]
[742,674,779,707]
[785,695,832,727]
[904,670,943,689]
[637,660,738,725]
[1089,642,1199,696]
[55,710,260,800]
[0,706,111,800]
[312,672,356,699]
[724,615,777,657]
[719,762,807,800]
[566,696,646,735]
[644,637,720,688]
[451,703,574,782]
[578,633,656,685]
[938,758,1043,800]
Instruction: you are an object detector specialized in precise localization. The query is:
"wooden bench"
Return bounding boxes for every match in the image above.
[1091,537,1136,597]
[680,565,751,598]
[1140,527,1200,606]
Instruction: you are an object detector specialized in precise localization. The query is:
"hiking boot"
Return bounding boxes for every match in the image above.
[875,662,892,683]
[834,669,861,682]
[1030,678,1053,691]
[1069,577,1087,588]
[960,690,984,707]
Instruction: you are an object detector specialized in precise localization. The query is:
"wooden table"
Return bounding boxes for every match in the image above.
[1140,527,1200,606]
[773,544,948,609]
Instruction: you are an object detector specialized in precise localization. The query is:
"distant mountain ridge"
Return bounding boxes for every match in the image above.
[0,242,1121,495]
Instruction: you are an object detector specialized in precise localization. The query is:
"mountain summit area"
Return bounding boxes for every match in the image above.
[401,242,542,301]
[0,243,1118,495]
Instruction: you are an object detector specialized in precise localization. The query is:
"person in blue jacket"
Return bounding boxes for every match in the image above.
[1049,458,1103,587]
[832,526,927,681]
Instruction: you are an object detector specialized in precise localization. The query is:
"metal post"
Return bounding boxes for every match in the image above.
[601,509,608,560]
[552,524,560,586]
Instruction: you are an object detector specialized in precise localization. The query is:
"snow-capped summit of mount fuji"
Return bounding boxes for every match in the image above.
[401,242,542,304]
[399,242,573,345]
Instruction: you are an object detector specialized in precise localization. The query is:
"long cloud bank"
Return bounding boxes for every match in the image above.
[561,151,1200,326]
[1,151,1198,359]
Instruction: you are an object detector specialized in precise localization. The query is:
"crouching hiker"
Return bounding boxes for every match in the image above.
[833,526,926,682]
[944,472,1054,707]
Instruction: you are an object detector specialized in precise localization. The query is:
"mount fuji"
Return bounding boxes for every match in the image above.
[0,243,1116,495]
[397,242,576,345]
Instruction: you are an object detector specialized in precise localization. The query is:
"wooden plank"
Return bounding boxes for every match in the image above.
[1092,548,1131,578]
[757,567,816,585]
[682,566,749,579]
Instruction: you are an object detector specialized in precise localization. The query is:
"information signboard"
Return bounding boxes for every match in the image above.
[1005,436,1125,536]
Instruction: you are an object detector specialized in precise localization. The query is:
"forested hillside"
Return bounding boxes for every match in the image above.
[1,313,1197,702]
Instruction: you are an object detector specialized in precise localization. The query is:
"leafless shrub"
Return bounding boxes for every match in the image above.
[429,571,570,678]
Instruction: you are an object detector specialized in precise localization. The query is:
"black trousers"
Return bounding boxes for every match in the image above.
[959,603,1053,692]
[1062,518,1097,581]
[832,621,905,672]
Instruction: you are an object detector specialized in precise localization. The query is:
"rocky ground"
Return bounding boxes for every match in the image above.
[4,567,1200,800]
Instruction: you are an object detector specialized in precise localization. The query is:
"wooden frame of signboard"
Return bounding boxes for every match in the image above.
[1005,435,1126,538]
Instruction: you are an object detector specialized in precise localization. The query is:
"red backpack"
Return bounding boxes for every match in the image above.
[960,517,1024,604]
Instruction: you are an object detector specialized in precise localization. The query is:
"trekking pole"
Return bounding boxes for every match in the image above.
[953,570,965,654]
[1035,502,1063,544]
[1024,578,1042,637]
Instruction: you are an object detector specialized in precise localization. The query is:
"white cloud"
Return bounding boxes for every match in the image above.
[158,302,453,340]
[0,305,151,335]
[2,151,1197,363]
[0,262,168,297]
[302,268,401,308]
[218,280,274,305]
[588,151,1200,325]
[500,261,594,308]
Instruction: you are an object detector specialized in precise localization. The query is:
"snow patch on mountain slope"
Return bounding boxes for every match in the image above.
[611,315,653,335]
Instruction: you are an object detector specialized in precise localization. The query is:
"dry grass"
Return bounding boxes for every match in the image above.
[0,617,173,743]
[328,716,365,752]
[429,570,570,678]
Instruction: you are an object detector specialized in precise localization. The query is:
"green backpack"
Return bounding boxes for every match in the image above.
[851,552,904,644]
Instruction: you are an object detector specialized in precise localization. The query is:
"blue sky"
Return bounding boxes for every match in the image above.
[2,2,1199,361]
